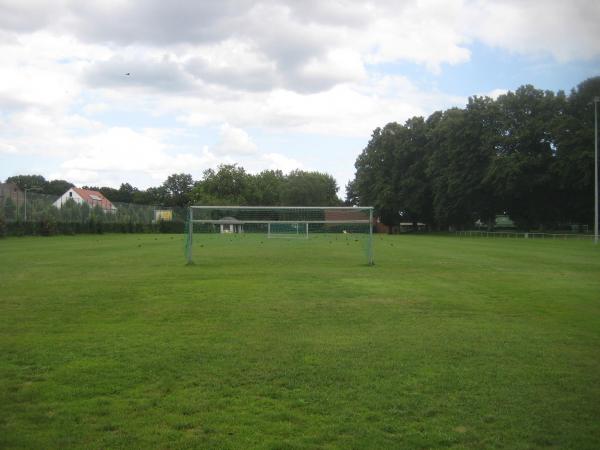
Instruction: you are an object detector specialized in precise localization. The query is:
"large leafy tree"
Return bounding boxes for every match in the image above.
[351,119,433,227]
[427,97,499,229]
[349,77,599,230]
[390,117,433,226]
[99,183,139,204]
[45,179,74,196]
[5,175,46,190]
[248,170,285,205]
[116,183,137,203]
[352,125,401,225]
[280,170,340,206]
[485,85,562,228]
[553,76,600,225]
[162,173,194,206]
[192,165,252,205]
[6,175,73,198]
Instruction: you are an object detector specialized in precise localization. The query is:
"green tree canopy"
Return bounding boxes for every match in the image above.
[348,76,600,230]
[162,173,194,206]
[280,170,340,206]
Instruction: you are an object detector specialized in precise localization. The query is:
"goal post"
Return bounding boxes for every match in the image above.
[185,205,374,265]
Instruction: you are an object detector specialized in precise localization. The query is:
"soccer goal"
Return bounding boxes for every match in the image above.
[267,222,308,239]
[185,205,374,265]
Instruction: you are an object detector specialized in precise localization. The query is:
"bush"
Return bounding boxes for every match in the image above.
[39,217,58,236]
[0,220,185,236]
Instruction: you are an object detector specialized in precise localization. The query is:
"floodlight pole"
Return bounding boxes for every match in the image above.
[368,207,374,265]
[595,97,599,245]
[24,187,41,222]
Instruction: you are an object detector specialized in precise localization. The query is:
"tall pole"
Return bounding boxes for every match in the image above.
[595,97,599,245]
[187,207,193,264]
[24,187,41,222]
[368,207,374,265]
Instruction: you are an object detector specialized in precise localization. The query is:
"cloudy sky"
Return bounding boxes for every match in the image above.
[1,0,599,195]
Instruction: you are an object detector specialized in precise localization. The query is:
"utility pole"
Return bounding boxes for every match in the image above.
[595,97,599,244]
[24,187,42,222]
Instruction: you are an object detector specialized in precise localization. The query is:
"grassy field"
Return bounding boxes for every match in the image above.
[1,233,599,449]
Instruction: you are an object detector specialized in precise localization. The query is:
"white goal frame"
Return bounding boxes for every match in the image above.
[267,222,309,239]
[186,205,374,265]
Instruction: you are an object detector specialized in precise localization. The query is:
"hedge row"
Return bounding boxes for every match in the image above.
[0,218,185,237]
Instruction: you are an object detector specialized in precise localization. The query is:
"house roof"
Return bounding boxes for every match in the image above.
[220,216,242,223]
[72,188,116,210]
[399,222,426,226]
[324,209,369,221]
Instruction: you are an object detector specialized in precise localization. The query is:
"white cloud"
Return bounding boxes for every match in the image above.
[465,0,600,62]
[55,127,217,186]
[212,123,258,155]
[482,88,509,100]
[0,142,18,154]
[82,102,110,115]
[177,75,464,137]
[206,124,303,174]
[260,152,303,173]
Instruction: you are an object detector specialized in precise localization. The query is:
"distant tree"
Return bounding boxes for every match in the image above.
[248,170,285,205]
[117,183,137,203]
[389,117,433,227]
[192,165,251,205]
[485,85,562,229]
[349,77,600,231]
[344,179,359,206]
[162,173,194,206]
[553,76,600,225]
[99,186,120,202]
[427,98,499,229]
[132,186,166,205]
[351,123,414,226]
[280,170,340,206]
[5,174,46,190]
[45,179,73,196]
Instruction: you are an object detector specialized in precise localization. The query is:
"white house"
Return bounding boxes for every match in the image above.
[53,187,117,212]
[219,216,243,233]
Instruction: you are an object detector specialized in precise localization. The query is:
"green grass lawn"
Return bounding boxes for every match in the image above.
[1,233,599,449]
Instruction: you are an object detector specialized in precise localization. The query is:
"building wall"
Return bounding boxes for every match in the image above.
[53,188,83,209]
[0,182,24,206]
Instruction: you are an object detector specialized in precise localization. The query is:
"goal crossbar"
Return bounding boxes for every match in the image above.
[190,206,373,210]
[191,220,370,224]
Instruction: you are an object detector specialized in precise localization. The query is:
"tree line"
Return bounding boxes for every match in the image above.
[5,165,341,209]
[347,77,600,231]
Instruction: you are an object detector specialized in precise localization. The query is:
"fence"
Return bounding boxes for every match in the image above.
[0,191,186,236]
[455,230,597,241]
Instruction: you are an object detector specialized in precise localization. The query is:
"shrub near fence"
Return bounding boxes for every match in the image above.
[2,220,185,237]
[0,191,186,237]
[456,230,597,241]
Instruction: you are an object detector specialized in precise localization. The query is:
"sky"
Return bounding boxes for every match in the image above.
[1,0,599,197]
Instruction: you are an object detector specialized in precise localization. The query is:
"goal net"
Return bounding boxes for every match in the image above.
[268,222,308,239]
[185,206,374,265]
